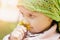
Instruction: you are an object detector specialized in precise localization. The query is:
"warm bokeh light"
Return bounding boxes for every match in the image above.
[0,0,19,40]
[1,0,18,7]
[0,0,19,22]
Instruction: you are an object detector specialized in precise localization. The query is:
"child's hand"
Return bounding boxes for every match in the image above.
[9,25,27,40]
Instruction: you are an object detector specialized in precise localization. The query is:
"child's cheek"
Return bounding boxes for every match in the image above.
[27,16,52,33]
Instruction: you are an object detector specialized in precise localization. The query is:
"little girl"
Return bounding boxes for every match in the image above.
[3,0,60,40]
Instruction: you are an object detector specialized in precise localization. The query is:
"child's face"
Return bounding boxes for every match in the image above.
[19,6,52,33]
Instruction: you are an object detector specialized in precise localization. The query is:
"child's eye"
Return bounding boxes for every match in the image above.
[28,14,36,18]
[28,14,32,17]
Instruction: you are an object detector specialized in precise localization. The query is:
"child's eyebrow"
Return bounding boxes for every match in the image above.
[18,6,31,14]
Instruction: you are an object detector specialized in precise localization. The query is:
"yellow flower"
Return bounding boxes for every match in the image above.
[19,20,31,30]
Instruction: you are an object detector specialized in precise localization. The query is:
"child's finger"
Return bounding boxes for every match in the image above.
[10,25,27,40]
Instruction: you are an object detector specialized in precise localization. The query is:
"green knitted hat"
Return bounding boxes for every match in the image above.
[18,0,60,32]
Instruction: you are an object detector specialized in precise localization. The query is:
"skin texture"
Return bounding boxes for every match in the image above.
[18,6,52,34]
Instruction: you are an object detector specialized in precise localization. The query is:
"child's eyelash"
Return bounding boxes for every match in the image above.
[28,14,36,18]
[29,14,33,17]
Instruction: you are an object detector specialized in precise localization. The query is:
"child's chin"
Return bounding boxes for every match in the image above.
[28,29,43,34]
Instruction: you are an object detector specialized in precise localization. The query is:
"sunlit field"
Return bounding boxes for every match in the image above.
[0,0,19,40]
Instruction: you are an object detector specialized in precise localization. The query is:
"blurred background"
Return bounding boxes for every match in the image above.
[0,0,19,40]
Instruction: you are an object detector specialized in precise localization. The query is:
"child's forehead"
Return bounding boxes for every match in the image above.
[19,6,43,16]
